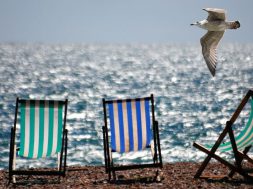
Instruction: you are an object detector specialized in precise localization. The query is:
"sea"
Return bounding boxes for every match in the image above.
[0,43,252,170]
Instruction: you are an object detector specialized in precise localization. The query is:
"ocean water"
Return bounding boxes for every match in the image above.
[0,43,252,170]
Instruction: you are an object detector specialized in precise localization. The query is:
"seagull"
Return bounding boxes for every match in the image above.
[191,8,240,76]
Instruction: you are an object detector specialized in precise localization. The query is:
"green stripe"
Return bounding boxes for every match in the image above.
[28,101,35,158]
[37,101,45,158]
[57,103,63,152]
[236,99,253,150]
[19,102,26,156]
[47,101,54,156]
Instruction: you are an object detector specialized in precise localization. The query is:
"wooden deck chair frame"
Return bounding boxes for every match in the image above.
[193,89,253,180]
[102,94,163,181]
[8,98,68,183]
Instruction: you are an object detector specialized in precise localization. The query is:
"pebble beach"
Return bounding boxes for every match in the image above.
[1,162,253,189]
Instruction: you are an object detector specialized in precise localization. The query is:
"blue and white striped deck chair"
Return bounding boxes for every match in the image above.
[194,90,253,180]
[102,94,162,180]
[9,98,68,183]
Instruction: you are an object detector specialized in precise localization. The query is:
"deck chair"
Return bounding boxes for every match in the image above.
[102,94,163,180]
[9,98,68,183]
[193,89,253,180]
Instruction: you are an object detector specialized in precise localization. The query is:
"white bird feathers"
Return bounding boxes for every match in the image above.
[191,8,240,76]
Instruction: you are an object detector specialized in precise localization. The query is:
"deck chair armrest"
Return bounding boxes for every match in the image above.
[62,128,68,174]
[102,126,106,144]
[154,120,159,140]
[63,129,68,144]
[153,120,163,166]
[154,120,158,128]
[10,127,14,146]
[102,126,105,133]
[64,128,68,134]
[63,128,68,145]
[102,126,110,172]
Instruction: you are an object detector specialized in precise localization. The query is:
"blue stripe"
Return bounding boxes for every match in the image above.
[108,103,116,151]
[117,102,125,153]
[145,100,152,146]
[127,101,134,151]
[136,101,142,150]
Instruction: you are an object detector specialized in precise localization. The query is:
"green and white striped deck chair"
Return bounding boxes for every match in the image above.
[102,94,162,181]
[9,98,68,183]
[194,90,253,180]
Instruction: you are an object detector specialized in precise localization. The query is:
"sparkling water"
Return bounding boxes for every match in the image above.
[0,43,252,170]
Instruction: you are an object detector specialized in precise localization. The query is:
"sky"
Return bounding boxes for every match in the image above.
[0,0,252,44]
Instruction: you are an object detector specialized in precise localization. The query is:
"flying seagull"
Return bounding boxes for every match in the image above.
[191,8,240,76]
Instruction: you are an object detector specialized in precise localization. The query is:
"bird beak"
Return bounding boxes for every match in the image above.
[190,22,198,26]
[235,21,240,28]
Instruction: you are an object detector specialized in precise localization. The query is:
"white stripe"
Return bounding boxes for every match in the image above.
[113,102,120,152]
[24,101,30,157]
[42,101,49,157]
[33,100,40,158]
[237,120,253,150]
[235,121,253,146]
[140,100,147,149]
[122,101,129,152]
[131,100,138,151]
[51,102,59,155]
[219,117,253,151]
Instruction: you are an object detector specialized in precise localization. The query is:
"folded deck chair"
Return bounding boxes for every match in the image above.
[102,94,162,180]
[9,98,68,183]
[193,89,253,180]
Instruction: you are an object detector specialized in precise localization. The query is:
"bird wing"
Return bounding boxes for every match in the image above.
[200,31,225,76]
[203,8,226,21]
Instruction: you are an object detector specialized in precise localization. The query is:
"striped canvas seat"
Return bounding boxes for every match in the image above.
[214,99,253,152]
[19,100,64,159]
[102,94,162,181]
[193,90,253,180]
[108,98,152,153]
[9,98,68,183]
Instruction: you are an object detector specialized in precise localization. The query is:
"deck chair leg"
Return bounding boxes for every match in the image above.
[151,142,155,163]
[193,140,223,178]
[228,146,251,178]
[57,153,60,171]
[112,170,116,181]
[108,170,111,181]
[9,128,16,184]
[155,121,163,166]
[194,142,253,179]
[111,160,116,181]
[108,149,114,181]
[57,152,62,180]
[12,145,17,183]
[194,152,213,178]
[64,129,68,175]
[194,121,232,178]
